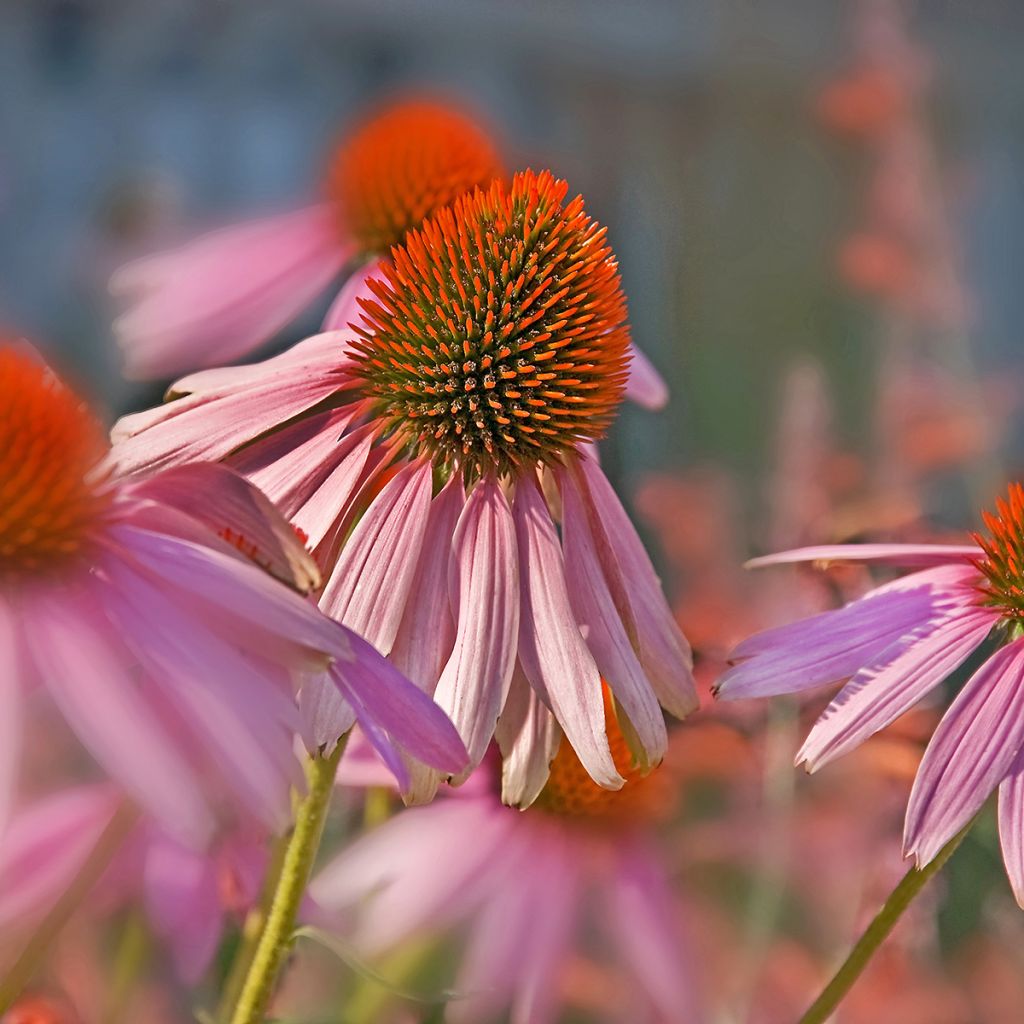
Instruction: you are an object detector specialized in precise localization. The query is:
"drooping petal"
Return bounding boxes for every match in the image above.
[143,833,223,983]
[495,665,562,809]
[513,478,622,788]
[434,480,520,774]
[299,673,356,754]
[0,599,21,837]
[114,205,351,380]
[624,342,669,410]
[0,786,121,928]
[798,609,998,771]
[905,640,1024,865]
[998,747,1024,907]
[319,460,433,653]
[125,462,320,593]
[23,587,213,845]
[747,543,982,569]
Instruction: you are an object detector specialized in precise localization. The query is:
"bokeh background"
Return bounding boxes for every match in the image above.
[4,1,1024,1021]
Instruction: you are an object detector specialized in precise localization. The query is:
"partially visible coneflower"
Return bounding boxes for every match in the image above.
[0,342,466,843]
[313,699,703,1024]
[111,171,697,803]
[714,482,1024,902]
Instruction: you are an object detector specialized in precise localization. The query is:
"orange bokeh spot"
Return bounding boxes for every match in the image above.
[0,346,108,580]
[816,67,907,139]
[327,99,504,256]
[533,687,671,827]
[3,995,79,1024]
[837,232,916,301]
[350,169,631,478]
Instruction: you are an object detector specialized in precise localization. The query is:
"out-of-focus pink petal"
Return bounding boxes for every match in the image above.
[905,640,1024,865]
[495,665,562,809]
[24,588,213,846]
[560,471,669,767]
[319,460,433,653]
[799,609,998,771]
[998,748,1024,907]
[0,599,21,837]
[143,832,223,983]
[322,260,379,332]
[0,786,121,928]
[608,839,702,1024]
[125,462,320,593]
[114,205,351,380]
[624,342,669,410]
[513,478,621,789]
[435,480,520,775]
[747,543,982,569]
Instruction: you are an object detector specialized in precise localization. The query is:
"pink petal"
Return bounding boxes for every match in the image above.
[143,832,223,983]
[799,609,998,771]
[434,480,520,774]
[0,786,121,928]
[998,747,1024,907]
[560,471,669,767]
[624,342,669,410]
[114,205,351,380]
[319,460,433,654]
[0,599,21,837]
[322,260,379,332]
[125,462,320,593]
[23,587,213,846]
[513,478,622,789]
[562,455,698,719]
[299,673,356,753]
[495,664,562,808]
[747,543,982,569]
[905,640,1024,865]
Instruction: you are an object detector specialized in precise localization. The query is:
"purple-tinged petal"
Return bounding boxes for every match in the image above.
[905,640,1024,865]
[624,342,669,410]
[0,599,21,837]
[0,786,121,928]
[143,832,223,983]
[434,480,520,775]
[747,543,982,569]
[24,587,213,846]
[496,665,562,809]
[114,205,350,380]
[998,747,1024,907]
[513,478,622,789]
[300,673,356,754]
[799,609,998,771]
[319,460,433,654]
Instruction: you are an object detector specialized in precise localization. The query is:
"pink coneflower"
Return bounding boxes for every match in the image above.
[0,344,466,842]
[312,702,703,1024]
[110,99,668,409]
[110,170,697,802]
[714,483,1024,897]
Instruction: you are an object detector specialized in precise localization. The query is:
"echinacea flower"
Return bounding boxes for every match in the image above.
[110,170,697,802]
[0,343,466,843]
[312,702,703,1024]
[110,98,668,408]
[714,484,1024,899]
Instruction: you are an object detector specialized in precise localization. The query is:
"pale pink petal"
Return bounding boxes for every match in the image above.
[624,342,669,410]
[562,455,698,718]
[560,471,669,767]
[143,832,223,983]
[513,478,622,789]
[747,543,982,569]
[434,480,520,774]
[0,599,21,837]
[495,664,562,808]
[608,839,702,1024]
[322,260,379,332]
[24,587,213,845]
[125,462,320,593]
[114,205,351,380]
[905,640,1024,865]
[0,786,121,928]
[319,460,433,653]
[299,673,356,753]
[799,609,998,771]
[998,747,1024,907]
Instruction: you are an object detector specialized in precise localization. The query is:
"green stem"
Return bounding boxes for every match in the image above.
[0,801,139,1013]
[799,820,974,1024]
[102,910,150,1024]
[227,738,347,1024]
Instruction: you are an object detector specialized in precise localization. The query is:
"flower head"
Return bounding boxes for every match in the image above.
[714,484,1024,906]
[111,171,696,802]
